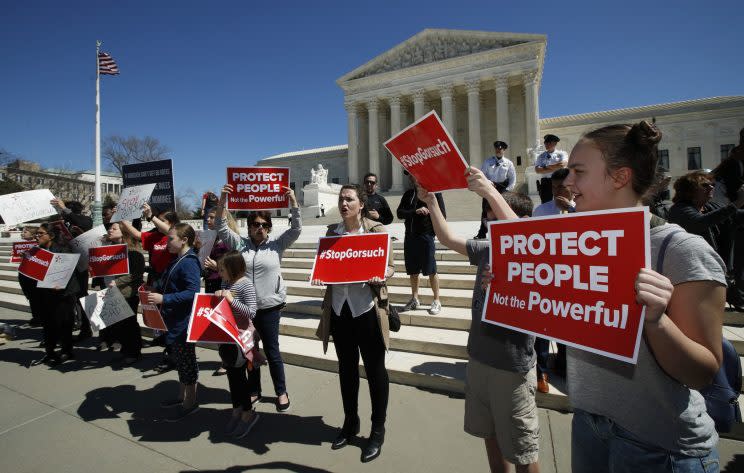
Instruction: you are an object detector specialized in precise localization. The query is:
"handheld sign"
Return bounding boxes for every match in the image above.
[138,285,167,330]
[10,241,37,264]
[80,286,135,331]
[226,166,290,210]
[70,225,106,270]
[18,247,55,281]
[122,159,175,211]
[310,233,390,284]
[196,229,217,268]
[37,253,80,289]
[384,111,469,192]
[88,244,130,277]
[483,207,650,364]
[110,183,157,222]
[187,294,254,355]
[0,189,58,226]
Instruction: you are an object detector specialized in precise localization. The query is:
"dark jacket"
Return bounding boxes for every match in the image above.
[60,209,93,232]
[365,193,394,225]
[396,190,446,236]
[668,200,744,251]
[160,249,201,344]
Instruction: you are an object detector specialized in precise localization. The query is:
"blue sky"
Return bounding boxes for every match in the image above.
[1,0,741,205]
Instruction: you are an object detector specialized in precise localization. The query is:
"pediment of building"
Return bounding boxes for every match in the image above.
[338,29,545,83]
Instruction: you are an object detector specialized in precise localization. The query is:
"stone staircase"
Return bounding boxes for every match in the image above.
[1,241,742,440]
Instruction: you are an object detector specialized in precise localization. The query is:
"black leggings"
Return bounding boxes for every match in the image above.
[43,295,75,356]
[219,344,252,410]
[331,303,389,430]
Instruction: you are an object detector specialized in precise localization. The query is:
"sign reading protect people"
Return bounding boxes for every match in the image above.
[310,233,390,284]
[226,167,290,211]
[384,111,469,192]
[483,207,650,364]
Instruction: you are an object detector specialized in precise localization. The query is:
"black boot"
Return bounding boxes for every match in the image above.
[331,416,359,450]
[361,428,385,463]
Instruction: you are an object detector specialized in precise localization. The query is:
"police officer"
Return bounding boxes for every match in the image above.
[535,134,569,203]
[475,141,515,239]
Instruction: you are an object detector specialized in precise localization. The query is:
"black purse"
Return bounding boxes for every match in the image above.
[370,284,400,332]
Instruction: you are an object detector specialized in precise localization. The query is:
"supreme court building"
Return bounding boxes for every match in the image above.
[258,29,744,197]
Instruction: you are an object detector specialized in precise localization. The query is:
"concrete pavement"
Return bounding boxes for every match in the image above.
[0,307,742,473]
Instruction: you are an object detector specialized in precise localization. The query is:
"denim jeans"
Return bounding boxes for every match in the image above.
[572,409,720,473]
[246,308,287,396]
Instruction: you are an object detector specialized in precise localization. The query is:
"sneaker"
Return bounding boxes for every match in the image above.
[233,412,260,439]
[401,297,419,312]
[428,300,442,315]
[165,403,199,422]
[160,398,183,409]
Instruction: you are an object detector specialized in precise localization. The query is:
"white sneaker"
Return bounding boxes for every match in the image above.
[402,297,419,312]
[428,300,442,315]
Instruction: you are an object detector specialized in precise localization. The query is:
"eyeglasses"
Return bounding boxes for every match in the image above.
[35,232,48,237]
[250,222,271,229]
[364,180,377,185]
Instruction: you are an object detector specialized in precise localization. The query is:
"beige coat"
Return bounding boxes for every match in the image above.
[315,217,395,353]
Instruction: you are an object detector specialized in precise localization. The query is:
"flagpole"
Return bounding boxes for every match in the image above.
[92,40,103,226]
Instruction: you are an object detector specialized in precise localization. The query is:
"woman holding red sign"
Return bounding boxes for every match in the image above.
[215,184,300,414]
[476,121,727,472]
[313,184,395,464]
[146,223,202,422]
[100,223,145,364]
[30,223,80,366]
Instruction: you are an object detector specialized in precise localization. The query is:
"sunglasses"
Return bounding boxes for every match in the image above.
[250,222,271,229]
[364,180,377,185]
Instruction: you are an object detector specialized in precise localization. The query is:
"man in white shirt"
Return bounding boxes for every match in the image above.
[475,141,515,238]
[534,134,569,203]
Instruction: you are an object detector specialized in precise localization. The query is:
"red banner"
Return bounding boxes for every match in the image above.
[483,208,650,363]
[138,286,167,330]
[226,166,290,210]
[18,247,54,281]
[187,293,234,344]
[384,111,469,192]
[310,233,390,284]
[10,241,37,264]
[88,244,130,277]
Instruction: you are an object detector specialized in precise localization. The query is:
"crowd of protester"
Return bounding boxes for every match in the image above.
[5,124,743,471]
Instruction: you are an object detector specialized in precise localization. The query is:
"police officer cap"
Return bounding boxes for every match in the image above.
[493,141,508,149]
[543,134,560,143]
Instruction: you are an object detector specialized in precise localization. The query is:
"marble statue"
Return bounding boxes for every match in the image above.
[310,164,328,186]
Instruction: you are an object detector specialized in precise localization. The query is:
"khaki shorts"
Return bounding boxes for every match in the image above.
[464,358,540,465]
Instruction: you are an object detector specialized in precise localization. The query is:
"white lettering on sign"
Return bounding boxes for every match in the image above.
[231,172,285,183]
[499,230,624,257]
[399,139,452,167]
[89,253,127,263]
[26,254,50,267]
[319,247,385,261]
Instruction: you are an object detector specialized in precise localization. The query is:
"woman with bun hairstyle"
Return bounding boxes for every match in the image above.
[147,223,202,422]
[559,122,725,471]
[313,183,395,464]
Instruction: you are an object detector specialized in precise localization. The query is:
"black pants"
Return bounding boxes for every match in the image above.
[331,303,388,430]
[204,278,222,294]
[219,344,252,410]
[538,177,553,204]
[246,307,287,396]
[111,297,142,357]
[44,295,75,356]
[76,270,92,335]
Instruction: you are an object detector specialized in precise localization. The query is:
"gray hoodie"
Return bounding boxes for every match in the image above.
[216,207,301,309]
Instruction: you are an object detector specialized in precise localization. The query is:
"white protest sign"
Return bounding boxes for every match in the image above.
[110,183,157,222]
[196,229,217,268]
[37,253,80,289]
[80,286,134,331]
[70,224,106,270]
[0,189,58,226]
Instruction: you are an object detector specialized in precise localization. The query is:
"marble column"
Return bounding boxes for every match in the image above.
[703,122,718,169]
[523,70,540,160]
[466,78,482,168]
[495,74,510,145]
[367,100,380,177]
[440,84,455,136]
[413,89,426,120]
[389,96,405,192]
[345,101,358,184]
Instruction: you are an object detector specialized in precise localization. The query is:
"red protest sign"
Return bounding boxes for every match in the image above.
[138,286,167,330]
[384,111,468,192]
[88,244,130,277]
[18,247,54,281]
[483,207,650,363]
[226,167,290,210]
[10,241,37,264]
[310,233,390,284]
[187,293,234,344]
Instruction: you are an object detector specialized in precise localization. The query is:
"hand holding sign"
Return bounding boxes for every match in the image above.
[226,167,290,211]
[634,268,673,324]
[110,184,157,222]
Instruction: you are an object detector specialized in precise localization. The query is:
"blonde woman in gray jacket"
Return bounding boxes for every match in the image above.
[215,184,300,412]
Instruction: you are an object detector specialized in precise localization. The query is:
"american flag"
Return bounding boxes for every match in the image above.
[98,51,119,75]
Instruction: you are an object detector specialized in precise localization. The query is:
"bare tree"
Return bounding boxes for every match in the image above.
[174,187,197,221]
[103,135,171,174]
[0,148,21,166]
